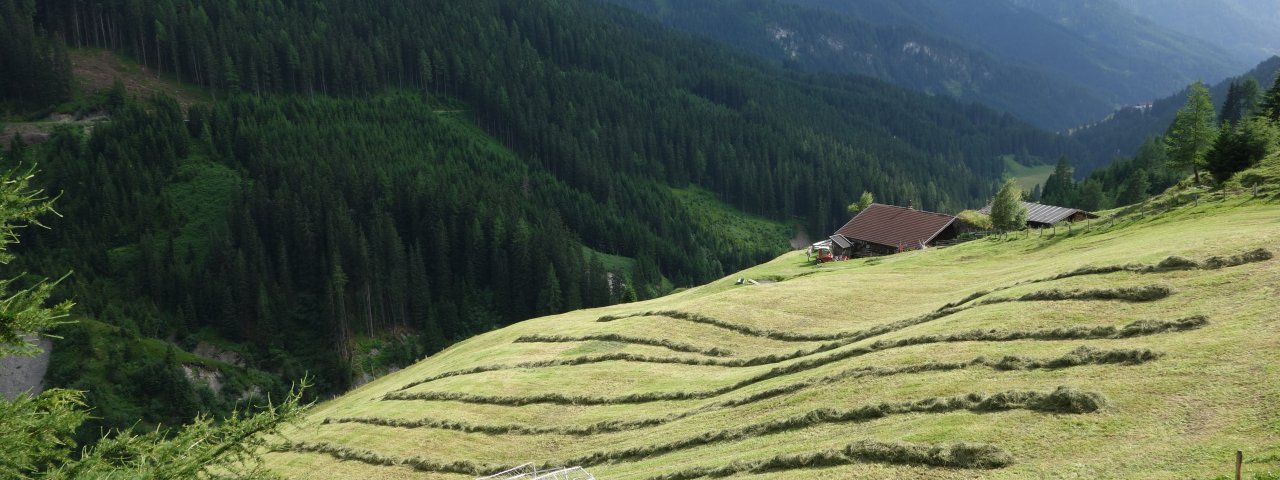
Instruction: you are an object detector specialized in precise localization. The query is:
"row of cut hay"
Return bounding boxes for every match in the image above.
[598,309,847,342]
[646,441,1013,479]
[513,333,735,357]
[383,317,1199,406]
[553,387,1101,467]
[277,441,499,476]
[867,315,1205,350]
[278,439,1011,477]
[395,284,1176,390]
[941,249,1271,310]
[331,346,1157,435]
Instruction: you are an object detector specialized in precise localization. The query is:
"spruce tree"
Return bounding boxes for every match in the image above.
[537,267,562,315]
[1116,169,1150,206]
[1076,180,1106,211]
[1261,73,1280,122]
[1220,78,1261,126]
[1040,156,1075,207]
[1206,117,1278,183]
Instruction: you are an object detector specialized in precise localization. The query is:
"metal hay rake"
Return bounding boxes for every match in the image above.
[477,463,596,480]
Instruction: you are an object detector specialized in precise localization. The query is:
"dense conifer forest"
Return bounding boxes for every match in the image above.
[1,0,1118,444]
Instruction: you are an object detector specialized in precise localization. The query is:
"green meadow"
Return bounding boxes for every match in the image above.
[266,190,1280,479]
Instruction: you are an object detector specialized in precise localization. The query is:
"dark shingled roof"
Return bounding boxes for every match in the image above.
[978,201,1097,225]
[833,204,957,249]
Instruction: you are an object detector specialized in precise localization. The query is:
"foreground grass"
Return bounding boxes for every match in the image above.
[266,193,1280,479]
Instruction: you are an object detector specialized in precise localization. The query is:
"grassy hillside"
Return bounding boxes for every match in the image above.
[1003,156,1054,193]
[262,188,1280,478]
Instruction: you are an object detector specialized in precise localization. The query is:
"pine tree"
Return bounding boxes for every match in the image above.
[1165,82,1218,184]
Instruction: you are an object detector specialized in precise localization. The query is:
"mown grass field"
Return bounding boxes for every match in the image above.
[265,190,1280,479]
[1003,156,1055,193]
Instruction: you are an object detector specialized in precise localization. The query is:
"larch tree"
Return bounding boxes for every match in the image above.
[846,191,874,216]
[1165,81,1218,184]
[989,179,1027,234]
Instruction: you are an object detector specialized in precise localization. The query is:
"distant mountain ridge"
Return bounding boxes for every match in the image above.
[1112,0,1280,63]
[789,0,1249,106]
[603,0,1115,130]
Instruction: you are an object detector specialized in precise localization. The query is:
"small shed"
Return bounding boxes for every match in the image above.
[830,203,959,257]
[979,201,1099,228]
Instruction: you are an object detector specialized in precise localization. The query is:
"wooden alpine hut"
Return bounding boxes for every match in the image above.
[828,203,960,258]
[979,201,1099,229]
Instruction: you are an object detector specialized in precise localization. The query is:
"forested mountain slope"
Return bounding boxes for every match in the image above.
[789,0,1247,107]
[3,0,1093,439]
[1071,56,1280,173]
[603,0,1113,130]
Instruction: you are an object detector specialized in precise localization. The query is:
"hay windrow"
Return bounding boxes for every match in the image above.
[395,285,1178,391]
[337,347,1149,434]
[944,248,1271,309]
[277,441,499,475]
[551,387,1096,467]
[514,334,734,357]
[385,316,1195,405]
[279,439,1011,477]
[645,441,1013,479]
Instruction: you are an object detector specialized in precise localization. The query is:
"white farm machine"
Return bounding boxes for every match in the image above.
[477,463,596,480]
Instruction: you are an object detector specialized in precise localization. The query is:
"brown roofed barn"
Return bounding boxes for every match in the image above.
[829,203,959,257]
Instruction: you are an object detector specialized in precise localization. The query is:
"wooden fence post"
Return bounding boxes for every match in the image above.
[1236,449,1243,480]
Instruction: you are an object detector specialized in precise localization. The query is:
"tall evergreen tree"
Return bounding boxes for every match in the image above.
[1116,169,1150,206]
[1040,156,1076,207]
[1206,117,1279,183]
[1220,78,1262,126]
[537,266,562,316]
[1076,180,1106,211]
[1260,73,1280,122]
[1165,82,1218,184]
